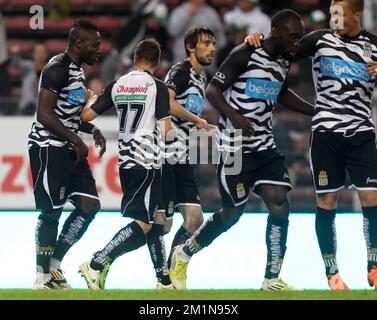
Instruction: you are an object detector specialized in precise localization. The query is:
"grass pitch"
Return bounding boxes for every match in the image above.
[0,289,376,300]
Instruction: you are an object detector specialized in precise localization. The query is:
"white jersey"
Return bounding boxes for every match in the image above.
[92,69,170,169]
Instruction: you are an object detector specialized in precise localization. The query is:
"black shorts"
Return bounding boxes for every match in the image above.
[29,147,99,211]
[217,149,292,208]
[120,168,161,224]
[157,163,201,220]
[310,130,377,193]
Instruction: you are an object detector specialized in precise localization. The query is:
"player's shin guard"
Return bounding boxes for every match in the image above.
[52,208,96,262]
[183,211,229,256]
[264,217,288,279]
[91,221,146,271]
[146,224,171,285]
[362,206,377,272]
[265,217,288,279]
[35,212,59,274]
[315,207,338,275]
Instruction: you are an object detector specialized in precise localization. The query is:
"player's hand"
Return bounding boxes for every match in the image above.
[73,137,89,165]
[93,130,106,158]
[194,117,209,130]
[206,124,218,132]
[245,32,262,47]
[85,89,98,106]
[229,112,254,136]
[367,61,377,76]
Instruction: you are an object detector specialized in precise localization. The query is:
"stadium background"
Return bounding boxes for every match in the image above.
[1,0,377,213]
[0,0,377,291]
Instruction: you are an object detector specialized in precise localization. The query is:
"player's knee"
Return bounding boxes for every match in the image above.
[317,193,337,209]
[268,197,289,219]
[185,210,204,232]
[359,191,377,207]
[163,219,173,234]
[220,207,243,227]
[39,209,61,226]
[80,199,101,216]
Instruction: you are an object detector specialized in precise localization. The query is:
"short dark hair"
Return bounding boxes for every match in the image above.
[134,38,161,67]
[68,18,99,47]
[184,26,215,57]
[333,0,364,12]
[271,9,302,29]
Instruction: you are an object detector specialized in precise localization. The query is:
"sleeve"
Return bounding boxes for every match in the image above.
[277,77,288,100]
[165,67,190,95]
[155,79,171,120]
[209,43,252,91]
[91,81,115,115]
[39,63,68,94]
[295,29,327,60]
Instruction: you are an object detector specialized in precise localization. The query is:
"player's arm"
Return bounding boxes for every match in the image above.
[155,80,174,140]
[206,43,254,136]
[78,122,106,158]
[168,88,209,130]
[245,29,325,60]
[278,88,315,116]
[166,68,209,130]
[82,81,115,121]
[37,64,88,164]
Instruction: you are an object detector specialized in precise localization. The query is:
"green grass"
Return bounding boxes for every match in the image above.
[0,289,376,300]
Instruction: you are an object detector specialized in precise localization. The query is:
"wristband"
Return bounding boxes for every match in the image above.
[91,126,100,134]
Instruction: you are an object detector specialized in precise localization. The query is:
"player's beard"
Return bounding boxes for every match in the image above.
[196,54,212,67]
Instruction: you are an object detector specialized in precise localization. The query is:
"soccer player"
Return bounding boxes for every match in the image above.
[78,38,174,290]
[247,0,377,290]
[169,9,315,291]
[158,26,216,289]
[28,19,106,289]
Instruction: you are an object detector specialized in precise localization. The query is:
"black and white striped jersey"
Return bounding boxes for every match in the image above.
[210,43,288,153]
[28,53,87,150]
[92,69,170,169]
[165,60,206,161]
[298,29,377,134]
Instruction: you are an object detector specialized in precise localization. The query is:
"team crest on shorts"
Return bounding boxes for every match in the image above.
[59,186,66,200]
[318,170,328,186]
[168,201,174,214]
[236,182,246,199]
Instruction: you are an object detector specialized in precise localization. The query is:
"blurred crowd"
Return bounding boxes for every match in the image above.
[1,0,377,212]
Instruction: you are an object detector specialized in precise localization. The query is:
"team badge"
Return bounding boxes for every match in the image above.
[168,201,174,215]
[318,170,328,186]
[59,186,66,200]
[363,42,373,59]
[236,182,246,199]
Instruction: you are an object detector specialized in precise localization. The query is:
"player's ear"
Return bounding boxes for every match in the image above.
[270,27,280,39]
[186,43,195,56]
[75,38,84,50]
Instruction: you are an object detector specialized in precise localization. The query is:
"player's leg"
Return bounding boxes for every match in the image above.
[34,209,63,288]
[49,157,100,288]
[346,130,377,288]
[78,168,156,289]
[310,132,349,290]
[169,157,249,289]
[79,218,149,289]
[168,164,203,262]
[143,169,173,289]
[146,211,173,289]
[29,147,70,289]
[256,184,292,289]
[250,152,296,290]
